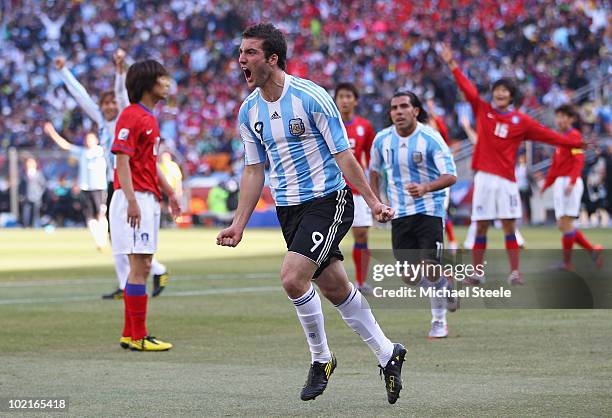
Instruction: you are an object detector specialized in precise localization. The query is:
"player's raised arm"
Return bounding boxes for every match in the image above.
[438,43,481,110]
[43,122,75,151]
[55,56,105,125]
[216,163,265,247]
[460,115,478,144]
[113,49,130,112]
[524,117,585,149]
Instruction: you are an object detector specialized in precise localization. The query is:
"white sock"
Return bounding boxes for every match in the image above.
[113,254,130,290]
[97,216,109,248]
[515,229,525,247]
[417,277,448,323]
[87,219,100,246]
[464,221,476,249]
[151,259,166,276]
[334,283,394,367]
[290,284,332,363]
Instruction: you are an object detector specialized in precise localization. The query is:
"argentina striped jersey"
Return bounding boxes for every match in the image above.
[238,74,350,206]
[369,123,457,219]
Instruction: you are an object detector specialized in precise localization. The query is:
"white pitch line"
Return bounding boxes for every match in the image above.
[0,286,280,305]
[0,272,276,288]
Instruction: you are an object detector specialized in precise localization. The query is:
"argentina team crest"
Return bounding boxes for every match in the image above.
[288,118,305,136]
[412,151,423,164]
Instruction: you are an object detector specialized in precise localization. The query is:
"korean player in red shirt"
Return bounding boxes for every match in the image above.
[110,60,180,351]
[439,43,584,285]
[541,105,603,270]
[334,83,376,294]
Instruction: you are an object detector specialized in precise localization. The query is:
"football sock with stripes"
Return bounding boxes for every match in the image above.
[562,230,576,264]
[122,289,131,338]
[417,276,448,323]
[290,284,332,364]
[125,283,148,340]
[505,233,520,271]
[473,235,487,268]
[334,283,394,367]
[574,229,594,251]
[352,243,369,287]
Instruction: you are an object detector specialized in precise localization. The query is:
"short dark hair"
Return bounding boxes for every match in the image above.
[334,82,359,100]
[391,91,429,123]
[555,104,578,119]
[126,60,169,103]
[491,78,518,103]
[242,23,287,71]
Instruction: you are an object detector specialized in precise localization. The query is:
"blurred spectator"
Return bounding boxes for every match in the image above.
[19,157,46,227]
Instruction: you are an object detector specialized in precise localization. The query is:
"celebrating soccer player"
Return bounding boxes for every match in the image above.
[217,24,406,404]
[44,123,108,250]
[540,105,603,269]
[439,43,585,285]
[110,60,180,351]
[55,51,171,299]
[369,92,458,338]
[334,82,376,294]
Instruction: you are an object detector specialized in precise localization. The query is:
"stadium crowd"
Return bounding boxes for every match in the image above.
[0,0,610,225]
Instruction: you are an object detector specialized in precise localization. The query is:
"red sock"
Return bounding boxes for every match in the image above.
[505,234,520,271]
[353,243,369,287]
[122,289,132,338]
[126,294,148,340]
[472,236,487,267]
[562,231,576,264]
[574,230,594,251]
[445,218,456,242]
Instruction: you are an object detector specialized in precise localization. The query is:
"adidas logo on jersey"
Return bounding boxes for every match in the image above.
[270,111,281,120]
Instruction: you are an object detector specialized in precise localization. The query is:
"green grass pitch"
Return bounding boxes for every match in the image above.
[1,227,611,417]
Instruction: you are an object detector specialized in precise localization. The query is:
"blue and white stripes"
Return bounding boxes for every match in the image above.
[238,75,349,206]
[292,285,317,307]
[369,123,456,219]
[334,283,358,308]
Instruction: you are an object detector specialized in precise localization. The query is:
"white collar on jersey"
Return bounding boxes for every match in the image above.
[394,122,423,140]
[259,74,292,104]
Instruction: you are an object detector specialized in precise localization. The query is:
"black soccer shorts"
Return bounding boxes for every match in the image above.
[80,189,107,220]
[276,187,354,278]
[391,213,444,264]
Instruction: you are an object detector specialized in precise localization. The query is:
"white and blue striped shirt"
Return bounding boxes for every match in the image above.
[238,75,350,206]
[369,123,457,219]
[69,144,107,191]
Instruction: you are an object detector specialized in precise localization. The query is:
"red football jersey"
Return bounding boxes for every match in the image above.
[112,103,162,200]
[452,68,583,182]
[344,115,375,195]
[541,128,584,191]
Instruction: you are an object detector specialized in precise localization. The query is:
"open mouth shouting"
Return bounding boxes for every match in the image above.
[243,67,254,83]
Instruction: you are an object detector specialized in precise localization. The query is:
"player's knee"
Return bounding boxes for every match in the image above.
[475,222,489,235]
[280,268,305,296]
[352,228,368,244]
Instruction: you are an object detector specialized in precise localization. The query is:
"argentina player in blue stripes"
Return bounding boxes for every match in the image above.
[216,23,406,404]
[369,92,458,339]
